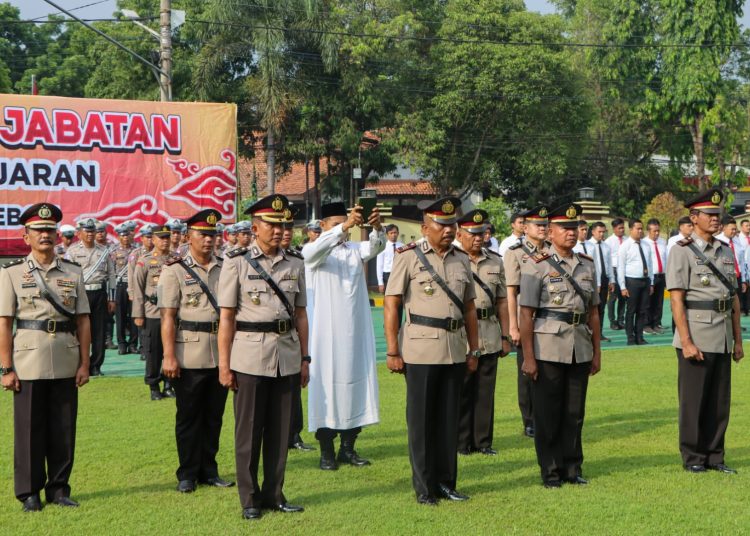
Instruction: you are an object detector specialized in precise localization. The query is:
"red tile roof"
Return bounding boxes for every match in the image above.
[366,179,437,197]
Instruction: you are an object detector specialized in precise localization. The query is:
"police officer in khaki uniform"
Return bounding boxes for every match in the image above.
[159,209,234,493]
[519,203,601,488]
[112,224,137,354]
[129,225,154,359]
[133,225,175,400]
[455,209,511,456]
[55,224,76,257]
[218,194,309,521]
[384,196,480,506]
[0,203,92,512]
[667,188,743,474]
[65,218,116,376]
[504,206,550,439]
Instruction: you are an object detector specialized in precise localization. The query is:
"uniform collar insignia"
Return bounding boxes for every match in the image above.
[251,246,262,258]
[184,255,195,268]
[421,240,431,253]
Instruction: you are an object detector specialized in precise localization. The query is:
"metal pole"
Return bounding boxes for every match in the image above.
[40,0,170,84]
[160,0,172,101]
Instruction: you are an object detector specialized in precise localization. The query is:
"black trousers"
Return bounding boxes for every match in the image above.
[598,277,609,333]
[677,350,731,467]
[173,368,228,482]
[516,346,533,428]
[86,289,107,372]
[607,269,625,325]
[234,372,294,509]
[742,282,750,314]
[405,363,464,497]
[315,426,362,443]
[624,277,650,343]
[288,373,304,446]
[532,359,591,483]
[115,282,137,346]
[648,273,666,328]
[458,353,499,450]
[14,378,77,502]
[383,272,403,327]
[143,318,164,387]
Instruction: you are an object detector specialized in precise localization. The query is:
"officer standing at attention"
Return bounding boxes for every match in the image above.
[0,203,91,512]
[65,218,115,376]
[133,225,175,400]
[384,196,480,506]
[159,209,234,493]
[667,188,743,474]
[128,224,154,359]
[504,206,550,439]
[218,194,309,520]
[455,209,511,456]
[519,203,601,488]
[55,224,77,256]
[223,224,238,255]
[112,224,137,355]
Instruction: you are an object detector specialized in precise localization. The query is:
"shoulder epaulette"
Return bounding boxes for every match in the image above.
[285,248,304,259]
[60,258,81,267]
[484,247,502,258]
[165,255,183,266]
[678,237,694,247]
[533,253,550,263]
[577,253,593,262]
[1,259,23,269]
[508,242,523,251]
[226,247,248,258]
[397,242,417,253]
[216,256,224,263]
[453,247,468,255]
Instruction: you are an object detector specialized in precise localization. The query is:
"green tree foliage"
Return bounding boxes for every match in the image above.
[475,197,512,238]
[641,192,688,236]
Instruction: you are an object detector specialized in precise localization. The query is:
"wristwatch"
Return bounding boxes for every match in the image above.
[470,350,481,359]
[501,335,511,343]
[301,355,312,364]
[1,366,14,375]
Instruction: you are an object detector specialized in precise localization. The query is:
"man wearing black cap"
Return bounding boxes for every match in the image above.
[133,225,175,400]
[159,209,233,493]
[667,188,743,474]
[519,203,601,488]
[455,209,510,456]
[384,196,480,505]
[65,218,116,376]
[303,201,385,470]
[218,194,309,520]
[0,203,92,511]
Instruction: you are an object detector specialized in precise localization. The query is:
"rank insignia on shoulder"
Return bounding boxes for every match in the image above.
[1,259,23,269]
[533,253,550,263]
[165,256,183,266]
[484,248,502,258]
[678,237,694,247]
[508,242,523,251]
[60,258,80,267]
[285,248,303,259]
[397,242,417,253]
[577,253,593,262]
[226,247,248,258]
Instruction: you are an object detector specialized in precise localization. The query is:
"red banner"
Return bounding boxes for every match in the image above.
[0,94,237,255]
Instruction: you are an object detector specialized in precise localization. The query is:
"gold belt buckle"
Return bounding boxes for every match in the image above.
[449,318,459,331]
[211,320,219,334]
[278,320,289,334]
[571,312,582,325]
[47,319,56,333]
[717,299,727,312]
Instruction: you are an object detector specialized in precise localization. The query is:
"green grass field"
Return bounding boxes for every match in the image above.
[0,344,749,535]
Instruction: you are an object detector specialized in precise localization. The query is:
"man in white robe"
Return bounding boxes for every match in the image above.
[302,202,385,470]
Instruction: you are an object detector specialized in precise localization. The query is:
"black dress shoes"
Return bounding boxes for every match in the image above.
[337,449,371,467]
[610,323,624,330]
[22,495,42,512]
[564,476,588,485]
[162,387,177,399]
[52,496,79,507]
[118,344,128,355]
[150,389,164,401]
[242,507,262,520]
[201,477,235,487]
[177,480,196,493]
[477,447,497,456]
[543,480,562,488]
[708,463,737,474]
[290,439,315,452]
[128,344,139,354]
[684,465,707,473]
[268,502,304,513]
[524,426,535,438]
[417,494,438,506]
[319,453,338,471]
[438,484,470,501]
[636,339,649,345]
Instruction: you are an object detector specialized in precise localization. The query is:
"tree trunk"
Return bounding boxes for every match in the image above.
[267,130,276,194]
[688,115,706,189]
[313,155,321,219]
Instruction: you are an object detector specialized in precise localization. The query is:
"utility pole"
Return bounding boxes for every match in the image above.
[160,0,172,101]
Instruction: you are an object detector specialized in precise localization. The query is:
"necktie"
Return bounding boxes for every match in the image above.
[636,241,648,277]
[582,241,588,254]
[597,242,606,285]
[653,241,663,273]
[393,243,396,253]
[729,240,740,278]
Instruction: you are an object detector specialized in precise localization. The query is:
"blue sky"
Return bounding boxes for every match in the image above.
[7,0,750,29]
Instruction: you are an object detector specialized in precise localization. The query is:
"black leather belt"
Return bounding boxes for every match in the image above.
[409,312,464,332]
[476,307,495,320]
[147,295,158,305]
[236,319,294,334]
[16,319,76,333]
[685,299,733,313]
[535,309,589,325]
[178,319,219,333]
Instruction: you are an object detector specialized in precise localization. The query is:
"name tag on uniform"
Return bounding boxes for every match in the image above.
[549,277,563,283]
[723,259,734,265]
[281,274,298,281]
[21,282,37,288]
[695,260,706,265]
[185,278,198,286]
[247,275,263,280]
[418,266,428,272]
[57,279,76,288]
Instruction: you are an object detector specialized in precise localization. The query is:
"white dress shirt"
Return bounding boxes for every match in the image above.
[376,239,403,285]
[617,237,653,288]
[587,237,614,286]
[604,234,625,270]
[498,233,523,257]
[487,236,501,255]
[572,240,591,255]
[641,236,667,275]
[666,233,689,255]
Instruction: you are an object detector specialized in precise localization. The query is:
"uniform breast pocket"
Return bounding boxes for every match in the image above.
[446,270,469,297]
[688,309,713,324]
[243,283,269,305]
[414,274,436,299]
[176,331,200,343]
[281,279,300,301]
